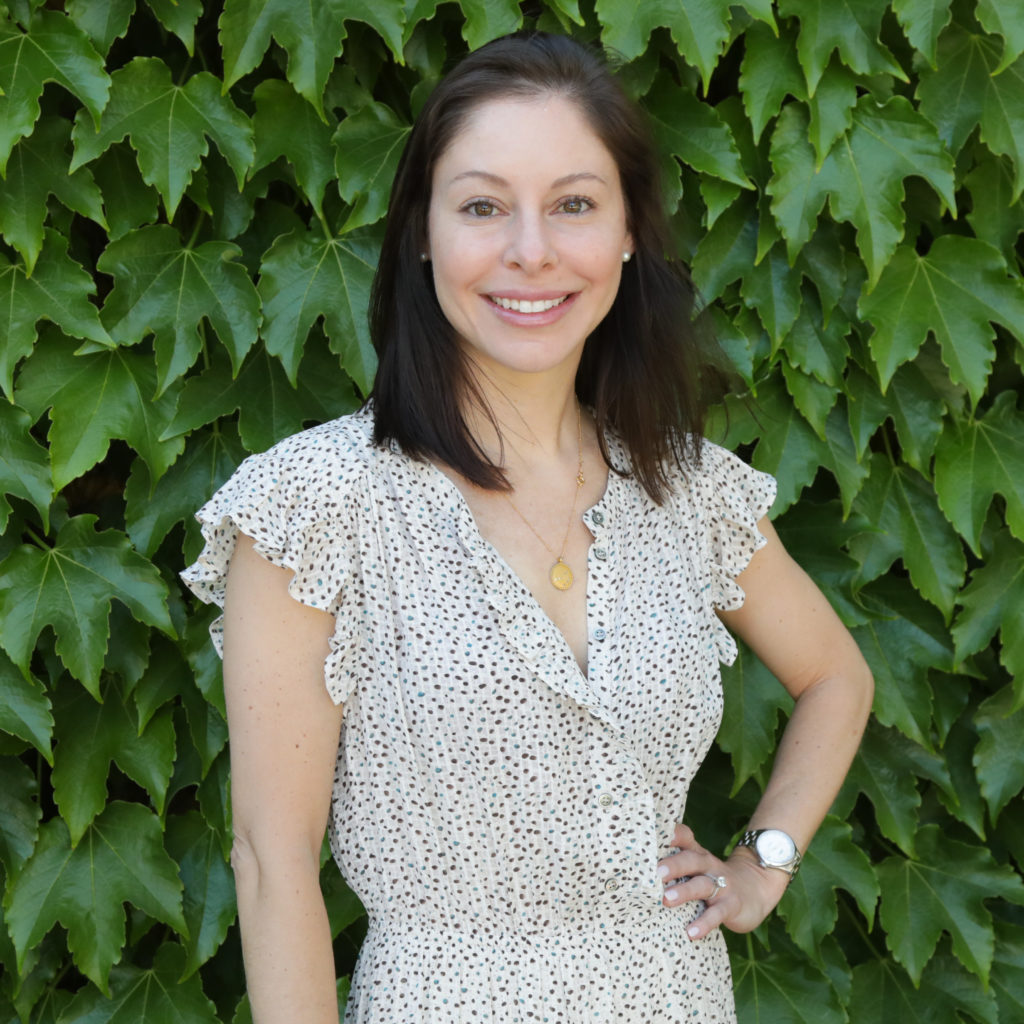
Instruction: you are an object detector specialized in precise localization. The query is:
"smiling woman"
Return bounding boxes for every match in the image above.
[182,30,872,1024]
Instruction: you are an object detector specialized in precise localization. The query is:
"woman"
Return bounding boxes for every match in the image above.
[183,31,873,1024]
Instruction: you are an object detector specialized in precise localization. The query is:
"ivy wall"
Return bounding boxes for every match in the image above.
[0,0,1022,1021]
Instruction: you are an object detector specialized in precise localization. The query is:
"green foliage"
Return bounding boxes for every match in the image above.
[0,1,1022,1021]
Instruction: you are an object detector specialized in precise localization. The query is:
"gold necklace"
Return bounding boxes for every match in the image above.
[503,403,585,591]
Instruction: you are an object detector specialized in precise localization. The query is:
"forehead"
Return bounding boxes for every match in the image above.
[434,93,619,184]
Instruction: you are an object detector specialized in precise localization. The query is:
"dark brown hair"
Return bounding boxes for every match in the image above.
[369,31,708,502]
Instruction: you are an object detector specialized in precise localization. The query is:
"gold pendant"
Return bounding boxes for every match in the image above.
[550,559,574,591]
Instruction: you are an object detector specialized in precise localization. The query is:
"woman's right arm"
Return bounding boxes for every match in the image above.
[223,533,345,1024]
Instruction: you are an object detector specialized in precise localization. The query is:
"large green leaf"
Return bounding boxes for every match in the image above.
[89,144,160,240]
[0,649,52,763]
[738,24,805,144]
[0,10,109,172]
[97,225,261,394]
[933,391,1024,554]
[258,227,379,393]
[0,401,52,533]
[252,79,337,217]
[0,516,174,695]
[15,334,183,490]
[164,812,236,978]
[891,0,952,67]
[775,0,904,94]
[0,759,42,876]
[973,686,1024,824]
[333,101,412,231]
[805,59,859,168]
[4,803,186,993]
[976,0,1024,75]
[65,0,133,56]
[877,824,1024,984]
[964,150,1024,265]
[740,244,802,345]
[882,360,946,475]
[767,98,955,286]
[219,0,405,115]
[0,116,106,275]
[778,815,878,961]
[70,57,254,218]
[51,679,175,844]
[951,529,1024,687]
[0,231,111,399]
[690,194,759,303]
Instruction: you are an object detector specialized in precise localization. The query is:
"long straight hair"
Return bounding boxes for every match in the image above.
[369,31,708,503]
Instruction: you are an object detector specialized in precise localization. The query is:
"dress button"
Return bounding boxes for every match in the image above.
[594,547,608,561]
[604,878,620,892]
[592,510,605,526]
[593,627,607,641]
[598,793,613,807]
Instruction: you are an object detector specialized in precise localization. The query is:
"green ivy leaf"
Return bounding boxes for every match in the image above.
[258,227,379,393]
[740,243,802,345]
[252,79,336,218]
[89,144,160,240]
[964,152,1024,266]
[0,231,111,399]
[0,516,174,694]
[0,10,110,172]
[165,812,236,978]
[4,803,186,993]
[0,402,52,533]
[976,0,1024,75]
[936,714,987,839]
[933,391,1024,554]
[16,334,183,490]
[718,642,792,792]
[992,921,1024,1024]
[690,194,758,303]
[219,0,405,116]
[778,815,878,961]
[0,649,53,763]
[878,824,1024,984]
[597,0,774,88]
[881,361,946,475]
[56,942,219,1023]
[952,529,1024,687]
[781,292,849,387]
[51,678,175,844]
[781,359,838,438]
[458,0,521,49]
[849,954,998,1024]
[97,225,261,395]
[843,363,888,458]
[333,101,412,231]
[71,57,254,219]
[145,0,202,55]
[973,686,1024,824]
[806,59,859,168]
[849,453,965,620]
[646,76,753,192]
[768,97,955,286]
[891,0,952,67]
[775,0,905,94]
[0,759,41,877]
[0,116,106,275]
[66,0,134,56]
[739,23,805,143]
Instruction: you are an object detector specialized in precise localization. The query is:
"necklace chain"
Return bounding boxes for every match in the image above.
[503,402,585,591]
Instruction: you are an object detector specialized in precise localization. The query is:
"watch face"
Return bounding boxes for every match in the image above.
[756,829,796,866]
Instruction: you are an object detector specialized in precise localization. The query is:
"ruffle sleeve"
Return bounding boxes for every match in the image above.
[180,435,365,706]
[689,440,777,664]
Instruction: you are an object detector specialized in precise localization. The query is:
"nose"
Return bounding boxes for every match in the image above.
[503,210,556,271]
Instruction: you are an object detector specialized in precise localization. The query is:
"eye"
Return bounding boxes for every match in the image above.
[558,195,594,215]
[462,199,500,217]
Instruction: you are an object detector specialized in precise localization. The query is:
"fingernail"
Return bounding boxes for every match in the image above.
[687,925,700,939]
[657,865,669,879]
[665,888,679,902]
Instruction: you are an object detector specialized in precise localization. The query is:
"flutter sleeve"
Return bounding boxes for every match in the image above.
[180,437,362,705]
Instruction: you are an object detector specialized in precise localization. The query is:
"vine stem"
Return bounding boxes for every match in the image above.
[23,523,50,550]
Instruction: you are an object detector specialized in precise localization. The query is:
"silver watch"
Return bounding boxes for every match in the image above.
[737,828,802,880]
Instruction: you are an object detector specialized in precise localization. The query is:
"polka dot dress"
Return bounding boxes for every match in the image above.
[182,405,776,1024]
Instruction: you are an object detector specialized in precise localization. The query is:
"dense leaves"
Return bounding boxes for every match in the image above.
[1,1,1022,1022]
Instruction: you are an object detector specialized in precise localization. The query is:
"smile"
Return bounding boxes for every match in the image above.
[489,295,570,313]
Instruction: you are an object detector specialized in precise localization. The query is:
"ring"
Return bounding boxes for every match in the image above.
[702,873,727,901]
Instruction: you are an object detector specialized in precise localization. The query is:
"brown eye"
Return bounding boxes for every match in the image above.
[467,199,497,217]
[560,196,592,214]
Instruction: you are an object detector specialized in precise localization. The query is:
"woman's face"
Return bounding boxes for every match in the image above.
[426,93,633,383]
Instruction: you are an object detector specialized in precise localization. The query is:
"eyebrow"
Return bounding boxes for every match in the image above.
[446,170,608,189]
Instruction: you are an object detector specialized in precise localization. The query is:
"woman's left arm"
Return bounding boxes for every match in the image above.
[659,515,874,939]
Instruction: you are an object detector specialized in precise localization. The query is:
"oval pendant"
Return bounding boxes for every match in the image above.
[550,559,574,591]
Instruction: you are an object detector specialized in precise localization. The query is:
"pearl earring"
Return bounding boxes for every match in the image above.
[420,252,429,263]
[622,252,632,263]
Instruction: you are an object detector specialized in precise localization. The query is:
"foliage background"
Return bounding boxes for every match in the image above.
[0,0,1023,1020]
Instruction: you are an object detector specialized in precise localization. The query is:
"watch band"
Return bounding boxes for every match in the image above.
[737,828,803,880]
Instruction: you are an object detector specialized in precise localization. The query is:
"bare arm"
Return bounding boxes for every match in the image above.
[658,516,874,938]
[223,533,345,1023]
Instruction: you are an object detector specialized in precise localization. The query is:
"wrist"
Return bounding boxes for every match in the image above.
[734,827,802,883]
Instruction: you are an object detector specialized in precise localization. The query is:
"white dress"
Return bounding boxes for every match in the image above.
[182,405,776,1023]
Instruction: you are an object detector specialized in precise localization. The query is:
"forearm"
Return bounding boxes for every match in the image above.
[234,845,340,1024]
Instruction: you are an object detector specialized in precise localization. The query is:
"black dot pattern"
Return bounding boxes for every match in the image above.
[182,405,777,1023]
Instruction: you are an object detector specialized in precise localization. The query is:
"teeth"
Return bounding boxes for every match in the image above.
[492,295,568,313]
